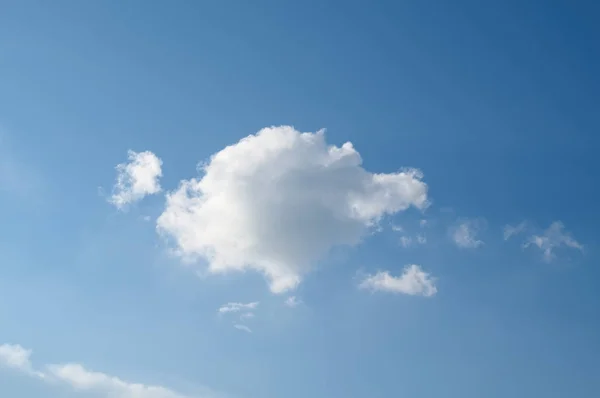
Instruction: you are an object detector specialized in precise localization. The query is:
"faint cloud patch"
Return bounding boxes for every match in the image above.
[233,324,252,333]
[284,296,302,307]
[450,219,485,249]
[523,221,583,262]
[503,221,528,240]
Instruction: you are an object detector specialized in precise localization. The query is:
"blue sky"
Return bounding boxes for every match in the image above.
[1,0,599,397]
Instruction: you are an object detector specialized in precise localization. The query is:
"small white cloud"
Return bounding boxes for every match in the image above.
[284,296,302,307]
[239,312,255,320]
[399,236,413,247]
[157,126,428,293]
[399,234,426,247]
[359,265,437,297]
[217,302,259,314]
[524,221,583,262]
[109,150,163,210]
[233,324,252,333]
[503,221,527,240]
[391,224,404,232]
[0,344,35,373]
[451,220,484,249]
[0,344,206,397]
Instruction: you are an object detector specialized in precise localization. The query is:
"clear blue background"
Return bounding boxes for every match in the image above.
[1,0,599,397]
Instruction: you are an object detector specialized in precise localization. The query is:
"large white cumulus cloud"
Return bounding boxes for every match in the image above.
[157,126,428,293]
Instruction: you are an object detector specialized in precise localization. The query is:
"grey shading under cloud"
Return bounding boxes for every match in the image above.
[359,265,437,297]
[156,126,429,293]
[0,343,213,398]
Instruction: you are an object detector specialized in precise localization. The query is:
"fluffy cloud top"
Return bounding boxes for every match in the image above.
[451,220,484,249]
[0,344,204,398]
[157,126,428,293]
[359,265,437,297]
[524,221,583,261]
[110,150,163,209]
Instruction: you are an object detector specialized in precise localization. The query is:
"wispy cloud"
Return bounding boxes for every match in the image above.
[524,221,583,261]
[359,265,437,297]
[399,234,427,247]
[0,343,209,397]
[284,296,302,308]
[450,219,484,249]
[217,302,259,314]
[109,150,163,210]
[233,324,252,333]
[503,221,528,240]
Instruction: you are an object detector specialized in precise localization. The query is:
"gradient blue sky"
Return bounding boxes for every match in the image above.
[1,1,599,397]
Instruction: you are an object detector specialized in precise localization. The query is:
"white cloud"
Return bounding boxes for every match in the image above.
[0,344,37,375]
[157,126,428,293]
[217,301,259,314]
[451,220,484,249]
[503,221,527,240]
[0,344,205,398]
[524,221,583,261]
[47,363,189,398]
[284,296,302,307]
[359,265,437,297]
[233,324,252,333]
[399,234,426,247]
[110,150,163,210]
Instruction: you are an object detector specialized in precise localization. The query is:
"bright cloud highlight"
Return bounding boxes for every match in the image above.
[157,126,428,293]
[110,150,163,209]
[359,265,437,297]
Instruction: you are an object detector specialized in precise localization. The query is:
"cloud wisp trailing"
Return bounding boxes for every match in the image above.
[0,344,207,398]
[359,265,437,297]
[157,126,428,293]
[233,324,253,333]
[109,150,163,210]
[523,221,583,261]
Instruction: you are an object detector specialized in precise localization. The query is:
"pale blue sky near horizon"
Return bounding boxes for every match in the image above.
[1,1,599,397]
